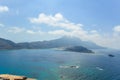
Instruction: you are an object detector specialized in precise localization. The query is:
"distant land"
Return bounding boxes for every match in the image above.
[0,36,105,53]
[64,46,94,53]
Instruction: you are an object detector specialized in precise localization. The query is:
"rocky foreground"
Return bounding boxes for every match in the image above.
[0,74,36,80]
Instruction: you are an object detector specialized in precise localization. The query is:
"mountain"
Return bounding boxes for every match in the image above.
[0,36,104,50]
[17,36,104,49]
[48,36,104,49]
[0,38,20,49]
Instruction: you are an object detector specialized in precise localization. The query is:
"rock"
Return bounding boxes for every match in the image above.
[108,54,115,57]
[70,65,80,68]
[59,65,80,69]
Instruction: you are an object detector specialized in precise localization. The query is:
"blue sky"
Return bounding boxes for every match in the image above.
[0,0,120,49]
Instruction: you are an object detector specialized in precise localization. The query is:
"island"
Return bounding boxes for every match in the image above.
[63,46,94,53]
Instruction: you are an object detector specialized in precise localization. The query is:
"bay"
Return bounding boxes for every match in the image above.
[0,49,120,80]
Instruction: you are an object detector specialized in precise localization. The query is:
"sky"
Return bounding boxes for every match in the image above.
[0,0,120,49]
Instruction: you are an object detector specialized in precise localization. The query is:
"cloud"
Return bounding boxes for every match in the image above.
[90,30,98,34]
[48,30,69,36]
[113,25,120,32]
[29,13,83,31]
[29,13,88,40]
[0,6,9,13]
[26,30,36,34]
[30,13,65,24]
[8,27,25,33]
[7,26,45,36]
[26,30,44,35]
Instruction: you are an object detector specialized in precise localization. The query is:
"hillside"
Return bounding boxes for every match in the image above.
[0,38,20,49]
[17,36,104,49]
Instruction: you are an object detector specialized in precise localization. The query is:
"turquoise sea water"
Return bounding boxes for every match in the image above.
[0,49,120,80]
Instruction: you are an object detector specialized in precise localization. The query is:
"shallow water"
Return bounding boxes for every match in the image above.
[0,49,120,80]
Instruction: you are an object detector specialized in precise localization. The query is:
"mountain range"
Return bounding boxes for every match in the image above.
[0,36,104,50]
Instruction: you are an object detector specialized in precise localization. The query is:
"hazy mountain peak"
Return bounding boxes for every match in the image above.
[58,36,82,42]
[55,36,104,49]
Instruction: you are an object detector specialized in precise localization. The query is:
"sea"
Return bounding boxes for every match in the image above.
[0,49,120,80]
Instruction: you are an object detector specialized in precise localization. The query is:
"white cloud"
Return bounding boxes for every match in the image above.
[90,30,98,34]
[0,6,9,13]
[26,30,35,34]
[113,25,120,32]
[48,30,69,36]
[30,13,65,24]
[26,30,44,34]
[29,13,89,41]
[29,13,83,31]
[7,26,45,35]
[8,27,25,33]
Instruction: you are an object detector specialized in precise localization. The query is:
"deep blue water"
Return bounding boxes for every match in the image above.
[0,49,120,80]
